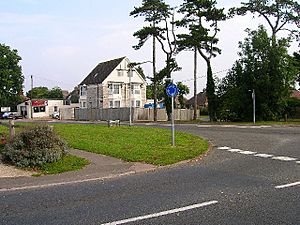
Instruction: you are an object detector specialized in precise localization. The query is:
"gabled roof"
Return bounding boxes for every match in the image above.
[186,91,207,106]
[80,57,126,85]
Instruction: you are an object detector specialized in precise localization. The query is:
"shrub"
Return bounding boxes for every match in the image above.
[2,124,68,167]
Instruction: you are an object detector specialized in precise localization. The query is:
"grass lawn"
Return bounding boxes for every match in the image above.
[34,154,89,176]
[53,124,209,166]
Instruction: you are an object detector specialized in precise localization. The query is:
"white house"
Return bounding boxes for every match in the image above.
[17,99,64,119]
[79,57,147,109]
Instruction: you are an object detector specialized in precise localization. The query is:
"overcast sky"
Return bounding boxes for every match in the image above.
[1,0,298,97]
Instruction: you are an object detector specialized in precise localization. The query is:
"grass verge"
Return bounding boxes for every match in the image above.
[53,124,209,166]
[33,154,90,176]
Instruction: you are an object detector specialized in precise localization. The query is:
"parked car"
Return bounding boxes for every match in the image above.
[51,111,60,119]
[2,112,23,119]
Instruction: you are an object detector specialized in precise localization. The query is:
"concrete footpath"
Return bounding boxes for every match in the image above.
[0,149,157,191]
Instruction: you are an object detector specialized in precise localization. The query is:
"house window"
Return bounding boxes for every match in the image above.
[118,70,123,77]
[109,84,120,95]
[114,101,120,108]
[33,106,46,113]
[136,100,141,108]
[54,106,58,112]
[109,101,113,108]
[80,86,87,96]
[131,84,140,95]
[82,101,86,108]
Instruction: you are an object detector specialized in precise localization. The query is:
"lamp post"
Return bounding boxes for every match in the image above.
[127,61,152,126]
[128,67,133,126]
[251,89,256,124]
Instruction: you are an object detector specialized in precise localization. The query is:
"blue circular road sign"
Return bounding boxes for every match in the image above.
[166,83,178,97]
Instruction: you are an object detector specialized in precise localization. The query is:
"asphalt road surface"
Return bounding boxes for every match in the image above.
[0,125,299,225]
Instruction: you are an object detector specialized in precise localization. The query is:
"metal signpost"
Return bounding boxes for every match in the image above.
[166,83,178,147]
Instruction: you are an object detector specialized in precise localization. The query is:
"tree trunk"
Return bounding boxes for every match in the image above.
[206,61,217,121]
[193,47,198,120]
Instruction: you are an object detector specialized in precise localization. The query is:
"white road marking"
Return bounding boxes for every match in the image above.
[238,151,257,155]
[102,200,218,225]
[275,181,300,189]
[272,156,297,161]
[217,146,298,164]
[228,149,243,153]
[254,153,274,158]
[217,146,230,150]
[0,172,136,193]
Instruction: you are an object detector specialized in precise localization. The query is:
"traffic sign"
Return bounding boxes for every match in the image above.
[166,83,178,97]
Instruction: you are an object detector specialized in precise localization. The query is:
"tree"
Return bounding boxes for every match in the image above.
[292,51,300,86]
[26,87,49,99]
[130,0,171,121]
[0,44,24,110]
[230,0,300,45]
[218,26,297,121]
[48,87,63,99]
[176,82,190,108]
[230,0,300,117]
[26,86,63,99]
[177,0,226,121]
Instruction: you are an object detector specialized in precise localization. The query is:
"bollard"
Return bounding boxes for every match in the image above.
[9,120,15,143]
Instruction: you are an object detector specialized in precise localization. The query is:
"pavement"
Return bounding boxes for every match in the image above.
[0,149,158,191]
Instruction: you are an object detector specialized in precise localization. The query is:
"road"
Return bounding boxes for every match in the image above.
[0,125,299,225]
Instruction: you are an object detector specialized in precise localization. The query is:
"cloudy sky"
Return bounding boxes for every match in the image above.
[1,0,298,97]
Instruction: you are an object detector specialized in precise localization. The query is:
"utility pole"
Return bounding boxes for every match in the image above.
[193,47,197,120]
[30,75,33,119]
[252,89,256,124]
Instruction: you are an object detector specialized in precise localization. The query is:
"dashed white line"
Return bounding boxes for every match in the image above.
[217,146,298,164]
[218,146,230,150]
[228,149,243,153]
[254,153,274,158]
[272,156,297,161]
[101,200,218,225]
[275,181,300,189]
[239,151,257,155]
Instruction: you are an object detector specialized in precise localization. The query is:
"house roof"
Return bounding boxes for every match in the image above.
[291,90,300,100]
[186,91,207,106]
[80,57,126,85]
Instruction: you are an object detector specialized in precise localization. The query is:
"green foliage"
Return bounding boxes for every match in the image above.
[218,26,298,121]
[176,82,190,108]
[26,86,63,99]
[292,52,300,86]
[0,43,24,110]
[2,124,68,167]
[229,0,300,43]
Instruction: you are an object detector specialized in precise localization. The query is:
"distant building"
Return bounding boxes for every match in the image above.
[79,57,147,109]
[17,99,64,119]
[186,91,208,108]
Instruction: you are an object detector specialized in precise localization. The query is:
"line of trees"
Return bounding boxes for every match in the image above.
[130,0,300,121]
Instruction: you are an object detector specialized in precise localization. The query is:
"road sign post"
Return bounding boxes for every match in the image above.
[166,83,178,147]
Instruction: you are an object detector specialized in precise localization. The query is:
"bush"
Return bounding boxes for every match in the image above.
[2,124,68,167]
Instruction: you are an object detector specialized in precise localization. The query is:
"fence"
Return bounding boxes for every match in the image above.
[74,108,195,121]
